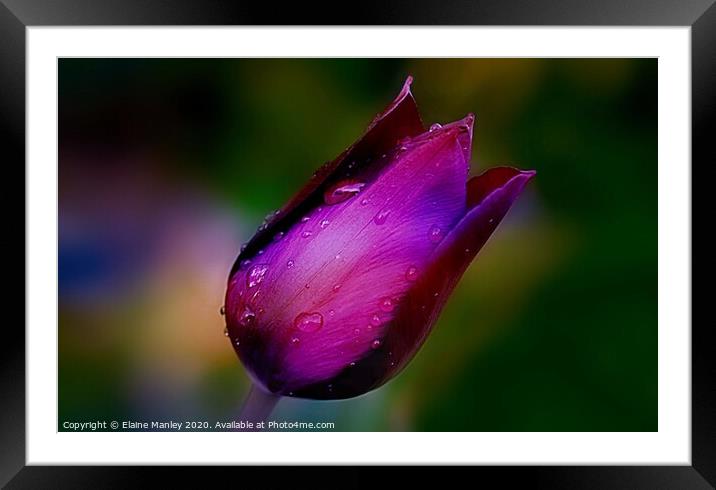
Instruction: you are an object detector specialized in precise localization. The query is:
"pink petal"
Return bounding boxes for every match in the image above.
[227,120,476,395]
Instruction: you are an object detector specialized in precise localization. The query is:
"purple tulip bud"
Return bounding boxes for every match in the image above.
[224,77,535,400]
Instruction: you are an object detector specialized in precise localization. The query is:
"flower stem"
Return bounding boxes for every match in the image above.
[238,384,280,430]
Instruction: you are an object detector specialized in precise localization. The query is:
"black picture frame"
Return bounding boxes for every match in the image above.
[3,1,713,487]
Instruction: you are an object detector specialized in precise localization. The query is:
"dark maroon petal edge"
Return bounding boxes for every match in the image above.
[293,167,535,399]
[229,77,424,277]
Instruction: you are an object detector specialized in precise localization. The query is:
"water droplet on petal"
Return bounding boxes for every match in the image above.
[291,337,300,345]
[301,231,313,238]
[371,339,382,350]
[219,305,226,316]
[349,362,356,367]
[379,297,394,312]
[370,314,382,327]
[429,123,443,132]
[332,284,342,292]
[238,306,256,326]
[374,209,391,225]
[257,249,264,255]
[428,225,444,243]
[294,312,324,333]
[301,216,311,223]
[360,198,369,206]
[353,328,360,335]
[240,259,252,269]
[324,180,365,205]
[406,266,419,281]
[286,259,294,268]
[240,243,248,252]
[223,327,229,337]
[319,219,330,229]
[246,265,268,288]
[273,232,284,241]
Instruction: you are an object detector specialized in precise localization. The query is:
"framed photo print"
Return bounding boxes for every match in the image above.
[4,0,713,487]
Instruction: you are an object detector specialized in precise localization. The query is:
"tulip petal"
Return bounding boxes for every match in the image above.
[230,76,424,276]
[293,167,534,397]
[228,121,476,396]
[387,168,535,370]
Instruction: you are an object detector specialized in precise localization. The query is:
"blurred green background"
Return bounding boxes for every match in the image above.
[58,58,656,431]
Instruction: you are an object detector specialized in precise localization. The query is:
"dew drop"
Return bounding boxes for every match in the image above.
[219,305,226,316]
[374,209,391,225]
[429,123,443,132]
[349,362,356,367]
[291,337,300,345]
[223,327,229,337]
[238,306,256,327]
[257,249,264,255]
[301,231,313,238]
[379,297,394,312]
[489,218,494,224]
[319,219,330,229]
[240,243,248,252]
[301,216,311,223]
[405,265,419,281]
[273,232,285,241]
[294,312,324,333]
[428,225,444,243]
[324,180,365,205]
[371,339,382,350]
[370,314,382,327]
[239,259,252,269]
[360,198,369,206]
[246,265,268,288]
[332,284,342,292]
[286,259,295,269]
[353,328,360,335]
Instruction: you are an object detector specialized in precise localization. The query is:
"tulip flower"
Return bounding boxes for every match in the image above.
[223,76,534,422]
